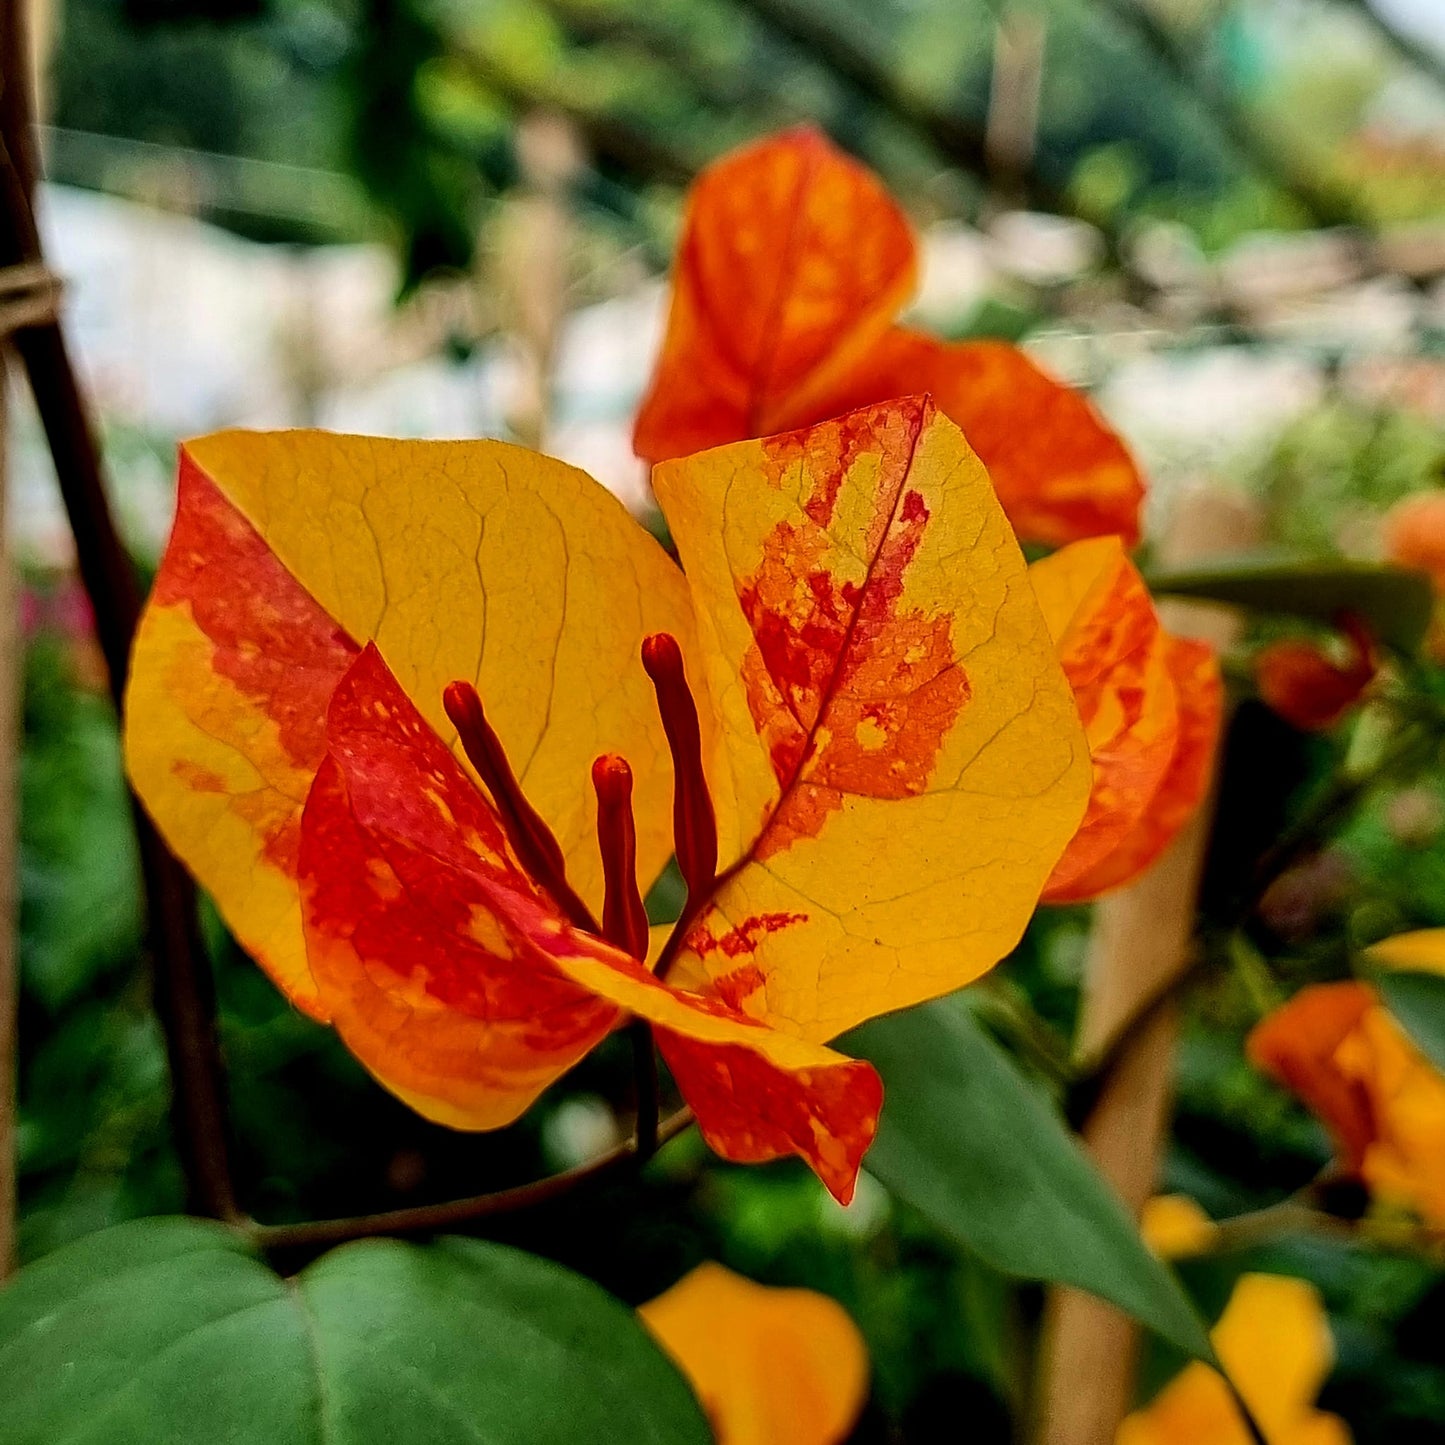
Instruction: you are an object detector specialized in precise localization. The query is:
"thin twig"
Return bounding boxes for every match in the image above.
[248,1108,694,1253]
[631,1021,660,1162]
[0,10,240,1222]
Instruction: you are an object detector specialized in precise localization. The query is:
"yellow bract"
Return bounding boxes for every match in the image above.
[1140,1195,1219,1260]
[127,431,695,1013]
[639,1263,869,1445]
[1368,929,1445,975]
[1118,1274,1351,1445]
[654,400,1091,1041]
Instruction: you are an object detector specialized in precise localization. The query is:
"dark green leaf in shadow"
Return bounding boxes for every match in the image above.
[0,1217,710,1445]
[845,1000,1213,1362]
[1145,555,1434,654]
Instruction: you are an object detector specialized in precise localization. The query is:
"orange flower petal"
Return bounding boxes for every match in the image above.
[635,126,1145,548]
[819,331,1144,548]
[1030,538,1178,900]
[1247,982,1379,1173]
[299,645,617,1128]
[1253,974,1445,1227]
[1257,617,1378,731]
[528,932,882,1204]
[1052,633,1222,901]
[639,1263,869,1445]
[634,126,916,462]
[653,399,1090,1043]
[1382,491,1445,593]
[125,453,359,1017]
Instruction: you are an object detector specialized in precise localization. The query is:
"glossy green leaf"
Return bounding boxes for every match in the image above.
[0,1217,710,1445]
[845,999,1214,1362]
[1376,969,1445,1075]
[1146,555,1434,654]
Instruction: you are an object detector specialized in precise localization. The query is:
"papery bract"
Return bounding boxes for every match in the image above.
[652,400,1091,1035]
[1028,538,1221,903]
[1248,967,1445,1230]
[1140,1194,1219,1260]
[126,400,1090,1203]
[634,127,1144,549]
[1257,615,1378,732]
[1117,1274,1350,1445]
[639,1263,869,1445]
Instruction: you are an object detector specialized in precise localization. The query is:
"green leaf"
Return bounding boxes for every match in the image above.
[845,1000,1213,1362]
[1376,969,1445,1075]
[1145,554,1434,654]
[0,1217,710,1445]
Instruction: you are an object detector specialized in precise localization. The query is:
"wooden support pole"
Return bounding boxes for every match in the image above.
[1035,488,1262,1445]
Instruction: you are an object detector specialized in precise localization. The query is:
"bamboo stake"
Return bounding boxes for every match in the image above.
[1035,487,1261,1445]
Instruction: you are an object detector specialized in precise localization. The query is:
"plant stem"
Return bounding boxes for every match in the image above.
[248,1108,693,1254]
[631,1021,660,1161]
[0,29,239,1222]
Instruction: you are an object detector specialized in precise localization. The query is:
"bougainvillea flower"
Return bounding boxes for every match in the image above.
[1117,1274,1350,1445]
[634,127,1145,549]
[1256,614,1378,732]
[125,400,1090,1203]
[1247,972,1445,1229]
[639,1263,868,1445]
[1027,536,1222,903]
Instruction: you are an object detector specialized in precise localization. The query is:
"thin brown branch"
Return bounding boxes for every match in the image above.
[248,1108,694,1254]
[0,6,239,1222]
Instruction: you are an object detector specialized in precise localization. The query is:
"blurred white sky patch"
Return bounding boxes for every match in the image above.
[1374,0,1445,55]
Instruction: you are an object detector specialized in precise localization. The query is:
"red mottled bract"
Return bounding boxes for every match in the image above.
[298,645,620,1129]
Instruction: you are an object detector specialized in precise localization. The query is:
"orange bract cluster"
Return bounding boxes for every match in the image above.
[634,127,1145,550]
[1030,538,1223,903]
[125,401,1092,1203]
[1248,938,1445,1229]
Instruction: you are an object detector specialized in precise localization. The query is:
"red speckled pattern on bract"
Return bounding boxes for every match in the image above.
[735,406,971,857]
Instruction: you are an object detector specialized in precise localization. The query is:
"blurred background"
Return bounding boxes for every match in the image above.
[8,1,1445,1440]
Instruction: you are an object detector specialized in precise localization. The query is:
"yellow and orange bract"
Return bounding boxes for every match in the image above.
[1117,1274,1351,1445]
[1026,537,1222,904]
[125,399,1090,1203]
[639,1263,869,1445]
[1248,948,1445,1230]
[1256,616,1378,732]
[634,127,1145,550]
[653,401,1090,1035]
